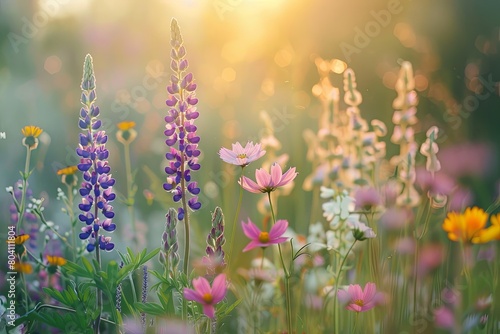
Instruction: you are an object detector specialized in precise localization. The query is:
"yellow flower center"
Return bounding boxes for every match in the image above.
[237,153,247,159]
[202,293,213,304]
[258,232,270,243]
[354,299,364,307]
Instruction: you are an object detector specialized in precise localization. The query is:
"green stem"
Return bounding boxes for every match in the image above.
[94,241,102,334]
[17,147,32,232]
[333,240,357,334]
[227,168,244,271]
[123,142,138,249]
[353,312,359,334]
[67,184,78,262]
[267,192,292,333]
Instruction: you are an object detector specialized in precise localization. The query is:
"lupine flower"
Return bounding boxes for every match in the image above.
[141,265,148,328]
[241,218,288,252]
[184,273,227,319]
[76,54,117,252]
[337,282,380,312]
[219,141,266,167]
[203,207,226,276]
[472,213,500,244]
[163,19,201,221]
[442,207,488,243]
[420,126,441,173]
[21,125,43,150]
[239,163,297,194]
[116,121,137,145]
[159,208,180,271]
[116,261,124,313]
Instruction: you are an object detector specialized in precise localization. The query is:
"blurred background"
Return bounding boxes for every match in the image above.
[1,0,500,258]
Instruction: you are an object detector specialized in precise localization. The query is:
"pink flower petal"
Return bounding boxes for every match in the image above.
[277,167,297,187]
[211,274,227,303]
[242,240,265,252]
[337,289,351,305]
[347,284,363,302]
[203,304,216,319]
[192,276,211,296]
[363,282,377,302]
[240,177,262,193]
[269,219,288,239]
[241,219,261,239]
[184,288,203,304]
[270,236,288,244]
[255,168,271,189]
[270,163,283,186]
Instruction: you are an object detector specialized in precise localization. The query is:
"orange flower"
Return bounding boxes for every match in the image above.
[472,213,500,244]
[442,207,488,243]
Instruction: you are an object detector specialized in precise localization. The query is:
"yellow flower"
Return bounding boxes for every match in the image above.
[21,125,43,150]
[442,207,488,243]
[57,166,78,175]
[47,255,67,267]
[117,121,136,131]
[116,121,137,144]
[22,125,43,138]
[472,213,500,244]
[15,234,30,245]
[57,166,79,186]
[14,261,33,274]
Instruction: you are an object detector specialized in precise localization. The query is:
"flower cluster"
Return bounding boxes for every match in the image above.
[76,54,116,252]
[163,19,201,221]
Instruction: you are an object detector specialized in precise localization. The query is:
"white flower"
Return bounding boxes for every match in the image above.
[350,221,376,240]
[320,186,335,199]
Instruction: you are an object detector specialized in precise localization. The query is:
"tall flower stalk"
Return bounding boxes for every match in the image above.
[76,54,117,333]
[117,121,138,248]
[164,19,201,275]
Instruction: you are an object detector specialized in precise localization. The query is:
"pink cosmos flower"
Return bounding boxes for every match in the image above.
[241,218,289,252]
[337,282,380,312]
[183,273,227,319]
[239,163,297,194]
[219,141,266,167]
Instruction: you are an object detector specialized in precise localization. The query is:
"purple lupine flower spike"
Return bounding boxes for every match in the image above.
[76,54,116,252]
[163,19,201,221]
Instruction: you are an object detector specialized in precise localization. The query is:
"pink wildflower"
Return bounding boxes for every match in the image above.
[239,163,297,194]
[219,141,266,167]
[183,273,227,319]
[337,282,380,312]
[241,218,288,252]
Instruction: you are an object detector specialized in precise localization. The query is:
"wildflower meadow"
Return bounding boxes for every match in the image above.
[1,1,500,334]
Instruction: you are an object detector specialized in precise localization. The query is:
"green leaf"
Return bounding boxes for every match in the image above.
[134,302,167,316]
[81,257,94,275]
